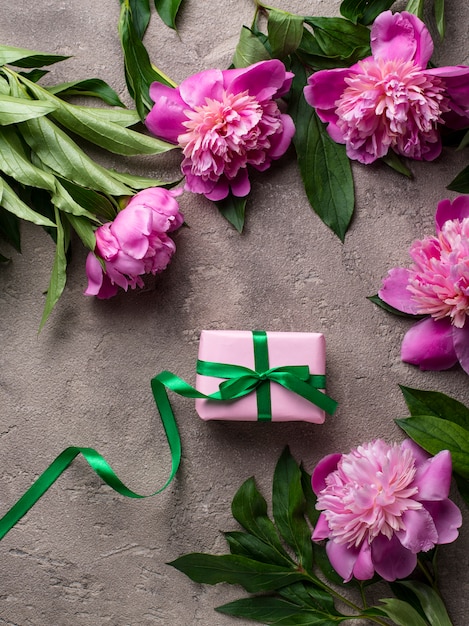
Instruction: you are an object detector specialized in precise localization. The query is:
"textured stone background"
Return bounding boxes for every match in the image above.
[0,1,468,625]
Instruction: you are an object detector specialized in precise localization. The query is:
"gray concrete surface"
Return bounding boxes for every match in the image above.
[0,1,468,624]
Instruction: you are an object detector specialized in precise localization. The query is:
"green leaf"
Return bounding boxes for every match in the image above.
[434,0,445,39]
[18,115,132,196]
[19,69,49,83]
[395,415,469,480]
[67,106,141,128]
[340,0,395,25]
[124,0,151,39]
[216,595,304,623]
[0,124,56,191]
[447,165,469,193]
[405,0,425,18]
[280,582,340,616]
[63,212,96,252]
[0,94,57,125]
[169,553,305,593]
[304,17,370,60]
[225,531,293,567]
[381,151,413,178]
[215,194,247,232]
[59,178,116,221]
[51,180,101,222]
[232,26,271,69]
[231,476,292,562]
[154,0,184,30]
[39,207,67,331]
[300,465,319,527]
[0,44,69,68]
[0,204,21,252]
[0,175,55,227]
[288,57,354,240]
[47,78,126,107]
[399,386,469,430]
[367,294,425,319]
[396,581,453,626]
[272,447,313,572]
[267,10,304,59]
[375,598,431,626]
[108,169,175,191]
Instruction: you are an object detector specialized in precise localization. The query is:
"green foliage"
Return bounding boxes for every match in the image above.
[447,164,469,193]
[340,0,395,25]
[215,195,247,233]
[368,294,426,319]
[154,0,184,30]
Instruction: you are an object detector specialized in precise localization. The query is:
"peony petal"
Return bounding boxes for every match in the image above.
[435,196,469,230]
[228,168,251,198]
[379,267,420,314]
[401,439,430,469]
[226,60,290,103]
[266,113,296,160]
[178,69,224,109]
[112,206,152,259]
[401,317,459,371]
[146,83,188,143]
[453,323,469,375]
[372,534,417,581]
[423,500,462,544]
[413,450,452,501]
[311,513,331,541]
[84,252,104,296]
[397,508,438,552]
[326,540,359,583]
[371,11,433,67]
[427,66,469,127]
[311,453,342,495]
[352,542,375,581]
[304,67,353,120]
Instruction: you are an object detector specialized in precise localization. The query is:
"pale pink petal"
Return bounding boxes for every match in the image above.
[372,534,417,581]
[453,324,469,374]
[397,508,438,552]
[424,500,462,544]
[146,83,188,143]
[311,453,341,495]
[95,223,119,260]
[401,438,430,468]
[311,513,330,541]
[413,450,452,501]
[326,540,359,583]
[226,60,291,102]
[371,11,433,67]
[401,317,459,370]
[379,267,420,314]
[435,196,469,230]
[179,69,224,108]
[112,206,152,259]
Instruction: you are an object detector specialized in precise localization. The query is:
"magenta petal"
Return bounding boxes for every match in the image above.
[226,60,289,102]
[326,540,359,583]
[379,267,419,314]
[304,67,352,116]
[229,168,251,198]
[424,500,462,544]
[178,69,224,109]
[453,323,469,374]
[311,513,330,541]
[146,83,188,143]
[372,534,417,581]
[352,542,374,581]
[112,206,152,259]
[84,253,104,296]
[401,317,458,371]
[435,196,469,230]
[267,113,296,159]
[397,508,438,552]
[312,453,342,495]
[414,450,452,501]
[371,11,433,67]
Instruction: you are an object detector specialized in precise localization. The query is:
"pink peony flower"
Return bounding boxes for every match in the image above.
[304,11,469,164]
[379,195,469,374]
[312,439,462,583]
[145,60,295,201]
[84,187,183,299]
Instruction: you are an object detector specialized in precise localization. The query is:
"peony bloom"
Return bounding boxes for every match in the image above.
[312,439,462,583]
[84,187,183,299]
[379,195,469,374]
[145,60,295,201]
[304,11,469,164]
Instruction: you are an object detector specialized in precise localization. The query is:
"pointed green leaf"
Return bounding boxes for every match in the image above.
[304,17,370,59]
[39,208,67,331]
[0,124,56,191]
[288,57,354,240]
[225,531,294,567]
[367,294,425,319]
[47,78,126,107]
[51,181,101,222]
[215,194,247,232]
[434,0,445,39]
[0,76,11,94]
[154,0,184,30]
[59,178,116,221]
[272,447,313,571]
[18,115,132,196]
[232,26,271,69]
[375,598,430,626]
[231,476,292,562]
[405,0,425,18]
[267,10,304,59]
[0,176,55,227]
[280,582,340,615]
[68,106,141,127]
[216,595,303,623]
[381,151,413,178]
[0,94,57,125]
[399,386,469,429]
[108,169,175,191]
[396,581,452,626]
[340,0,395,25]
[122,0,151,39]
[169,553,305,593]
[395,415,469,480]
[63,213,96,252]
[0,45,69,68]
[447,165,469,193]
[300,466,319,527]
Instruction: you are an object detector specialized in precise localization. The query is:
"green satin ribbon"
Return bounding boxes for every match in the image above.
[0,330,337,541]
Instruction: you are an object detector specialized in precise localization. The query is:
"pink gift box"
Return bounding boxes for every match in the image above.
[195,330,328,423]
